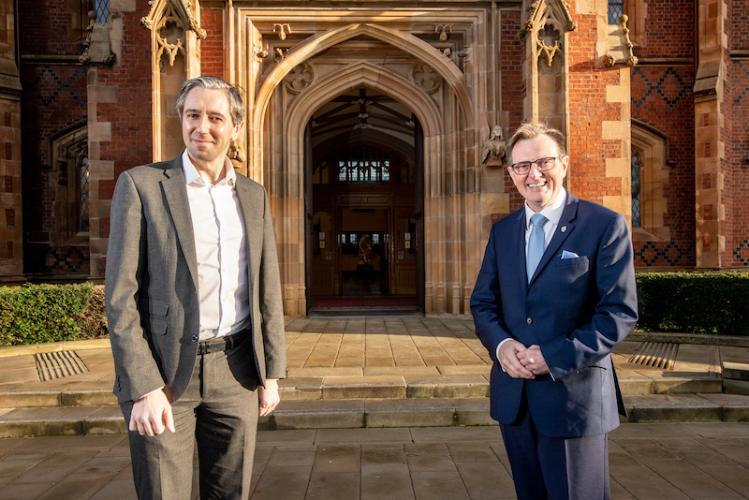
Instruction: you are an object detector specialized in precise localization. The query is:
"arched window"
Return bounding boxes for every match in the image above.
[51,126,89,243]
[631,121,670,241]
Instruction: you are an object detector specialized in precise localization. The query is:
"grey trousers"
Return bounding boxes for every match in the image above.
[121,339,259,500]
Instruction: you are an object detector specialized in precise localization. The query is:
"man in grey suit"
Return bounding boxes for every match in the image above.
[105,76,286,499]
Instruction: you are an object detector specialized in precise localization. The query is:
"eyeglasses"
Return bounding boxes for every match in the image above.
[509,156,558,175]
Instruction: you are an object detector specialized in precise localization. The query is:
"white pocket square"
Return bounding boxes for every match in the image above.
[561,250,580,260]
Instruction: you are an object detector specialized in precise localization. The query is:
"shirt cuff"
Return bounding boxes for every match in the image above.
[496,338,513,372]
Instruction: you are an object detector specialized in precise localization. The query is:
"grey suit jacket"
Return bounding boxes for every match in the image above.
[105,156,286,404]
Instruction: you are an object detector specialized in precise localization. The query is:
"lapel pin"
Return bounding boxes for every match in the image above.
[561,226,567,232]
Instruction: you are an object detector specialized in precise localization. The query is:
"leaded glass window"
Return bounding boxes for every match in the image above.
[94,0,109,23]
[631,150,641,227]
[608,0,624,24]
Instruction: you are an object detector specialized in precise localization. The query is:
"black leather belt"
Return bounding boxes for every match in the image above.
[197,330,249,355]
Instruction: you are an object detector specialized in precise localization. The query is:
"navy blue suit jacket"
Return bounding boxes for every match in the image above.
[471,194,637,438]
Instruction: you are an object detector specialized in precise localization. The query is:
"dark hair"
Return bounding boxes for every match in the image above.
[507,123,567,160]
[175,76,244,125]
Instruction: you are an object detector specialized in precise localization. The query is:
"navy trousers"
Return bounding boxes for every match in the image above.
[499,399,611,500]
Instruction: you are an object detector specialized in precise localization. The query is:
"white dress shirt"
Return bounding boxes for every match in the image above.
[182,151,250,340]
[496,188,568,363]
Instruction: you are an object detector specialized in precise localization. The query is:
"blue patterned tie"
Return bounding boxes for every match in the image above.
[527,213,548,282]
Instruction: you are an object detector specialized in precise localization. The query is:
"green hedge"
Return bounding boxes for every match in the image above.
[0,283,107,346]
[636,271,749,336]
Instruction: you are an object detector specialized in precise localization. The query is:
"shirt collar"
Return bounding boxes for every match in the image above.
[524,187,567,229]
[181,150,236,187]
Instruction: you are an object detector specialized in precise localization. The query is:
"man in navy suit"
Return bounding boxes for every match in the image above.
[471,123,637,500]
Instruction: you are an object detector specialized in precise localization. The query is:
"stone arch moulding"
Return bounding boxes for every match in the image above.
[277,61,445,315]
[249,22,474,183]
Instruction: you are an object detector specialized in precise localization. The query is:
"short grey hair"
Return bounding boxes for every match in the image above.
[507,123,567,160]
[175,76,245,125]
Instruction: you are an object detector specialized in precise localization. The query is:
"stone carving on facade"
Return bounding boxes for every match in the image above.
[435,24,452,42]
[155,3,185,67]
[79,9,115,65]
[284,63,315,94]
[274,47,288,61]
[412,63,441,94]
[254,44,270,61]
[142,0,206,40]
[274,24,292,40]
[481,126,507,166]
[604,14,638,67]
[537,25,562,67]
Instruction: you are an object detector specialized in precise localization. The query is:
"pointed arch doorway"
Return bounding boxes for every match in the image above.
[305,86,424,313]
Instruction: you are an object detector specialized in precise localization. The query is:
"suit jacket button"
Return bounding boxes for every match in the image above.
[526,317,532,325]
[191,335,198,342]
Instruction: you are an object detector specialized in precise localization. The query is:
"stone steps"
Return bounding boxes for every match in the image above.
[1,393,748,438]
[0,372,724,409]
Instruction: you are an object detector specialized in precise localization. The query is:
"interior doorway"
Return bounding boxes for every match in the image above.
[305,87,424,312]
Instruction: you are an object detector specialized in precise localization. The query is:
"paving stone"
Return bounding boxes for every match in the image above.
[673,344,721,374]
[361,463,415,500]
[410,470,470,500]
[287,367,362,378]
[723,379,749,395]
[361,444,407,467]
[456,462,516,500]
[454,399,494,426]
[273,400,365,430]
[404,375,488,398]
[279,377,323,400]
[652,375,723,394]
[446,442,500,464]
[316,427,411,444]
[617,375,655,396]
[696,464,749,498]
[681,421,749,438]
[626,394,722,422]
[645,459,744,499]
[365,399,455,428]
[0,389,61,408]
[410,426,501,443]
[610,463,691,499]
[88,478,137,500]
[0,482,56,499]
[306,471,359,500]
[60,389,117,407]
[698,392,749,420]
[250,465,312,500]
[313,445,360,472]
[405,443,456,472]
[257,429,317,446]
[436,365,489,376]
[723,361,749,381]
[322,375,405,399]
[265,446,317,468]
[363,367,438,377]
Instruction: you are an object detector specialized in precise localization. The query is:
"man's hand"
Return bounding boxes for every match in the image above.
[517,345,550,376]
[258,379,280,416]
[498,340,535,379]
[129,388,175,437]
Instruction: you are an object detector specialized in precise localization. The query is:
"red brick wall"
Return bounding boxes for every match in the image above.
[500,9,526,212]
[629,0,696,267]
[636,0,695,60]
[96,5,153,184]
[567,13,625,205]
[726,0,749,266]
[201,8,224,78]
[18,1,88,273]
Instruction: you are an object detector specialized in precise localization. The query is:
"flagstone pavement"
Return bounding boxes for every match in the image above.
[0,423,748,499]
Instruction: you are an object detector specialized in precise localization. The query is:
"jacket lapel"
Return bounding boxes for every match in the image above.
[528,194,579,286]
[160,157,199,290]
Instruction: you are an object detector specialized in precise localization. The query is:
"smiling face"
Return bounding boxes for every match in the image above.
[508,134,569,212]
[181,86,241,173]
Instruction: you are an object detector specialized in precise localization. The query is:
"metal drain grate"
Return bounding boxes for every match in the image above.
[34,350,89,382]
[628,342,678,370]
